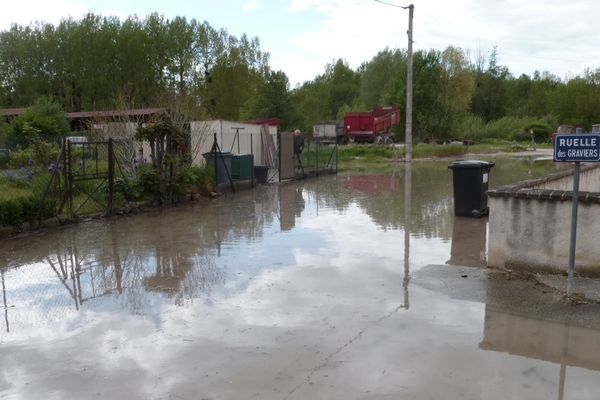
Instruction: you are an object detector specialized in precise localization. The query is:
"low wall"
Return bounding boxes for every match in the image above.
[488,164,600,275]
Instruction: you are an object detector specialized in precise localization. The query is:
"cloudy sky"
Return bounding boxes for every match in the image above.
[1,0,599,86]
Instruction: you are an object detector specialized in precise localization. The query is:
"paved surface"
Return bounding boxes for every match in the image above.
[536,274,600,303]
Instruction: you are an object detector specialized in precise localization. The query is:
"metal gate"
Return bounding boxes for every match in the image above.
[39,137,133,218]
[64,138,116,217]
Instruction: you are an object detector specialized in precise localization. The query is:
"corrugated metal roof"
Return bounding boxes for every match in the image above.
[0,107,166,119]
[68,108,166,119]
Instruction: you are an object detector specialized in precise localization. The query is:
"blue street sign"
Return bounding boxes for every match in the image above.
[554,134,600,162]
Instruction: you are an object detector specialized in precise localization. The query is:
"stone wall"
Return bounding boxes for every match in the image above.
[488,164,600,275]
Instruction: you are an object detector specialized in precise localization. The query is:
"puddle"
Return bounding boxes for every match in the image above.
[1,157,599,399]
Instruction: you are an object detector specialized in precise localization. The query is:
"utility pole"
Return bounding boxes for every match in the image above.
[405,4,414,162]
[374,1,414,162]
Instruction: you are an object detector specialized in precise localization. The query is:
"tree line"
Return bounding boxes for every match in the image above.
[1,13,599,143]
[0,13,271,120]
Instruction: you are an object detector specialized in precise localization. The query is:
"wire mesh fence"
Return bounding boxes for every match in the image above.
[39,138,135,218]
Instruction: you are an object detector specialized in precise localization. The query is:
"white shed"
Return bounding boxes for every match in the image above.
[190,120,277,167]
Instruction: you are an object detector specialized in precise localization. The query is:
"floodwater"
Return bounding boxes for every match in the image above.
[1,156,599,400]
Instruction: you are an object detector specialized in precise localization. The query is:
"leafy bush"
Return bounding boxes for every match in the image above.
[519,122,553,143]
[189,165,215,194]
[0,149,9,168]
[0,199,22,227]
[137,165,167,202]
[115,175,141,202]
[0,196,56,227]
[168,168,195,199]
[6,97,70,150]
[9,142,60,168]
[451,115,559,143]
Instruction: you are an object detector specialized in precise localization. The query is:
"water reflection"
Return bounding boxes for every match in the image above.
[1,270,8,333]
[0,157,558,339]
[3,157,600,399]
[481,305,600,400]
[279,184,305,231]
[403,163,411,310]
[447,217,487,268]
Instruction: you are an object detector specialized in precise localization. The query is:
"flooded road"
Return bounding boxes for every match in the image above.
[2,157,600,399]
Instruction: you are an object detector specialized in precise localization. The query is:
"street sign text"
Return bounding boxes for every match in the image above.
[554,134,600,162]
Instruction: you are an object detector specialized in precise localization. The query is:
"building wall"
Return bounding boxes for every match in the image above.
[488,163,600,275]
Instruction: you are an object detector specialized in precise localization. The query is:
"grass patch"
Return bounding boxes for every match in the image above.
[337,145,396,163]
[412,143,466,158]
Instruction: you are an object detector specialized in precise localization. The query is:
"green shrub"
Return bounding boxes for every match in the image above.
[6,97,69,150]
[450,115,559,143]
[0,149,9,168]
[137,165,167,202]
[0,199,23,227]
[520,122,553,143]
[115,175,141,202]
[168,168,194,199]
[0,196,57,227]
[189,165,215,193]
[9,141,60,168]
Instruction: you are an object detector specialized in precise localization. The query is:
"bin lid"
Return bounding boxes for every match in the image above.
[202,151,233,157]
[448,160,495,169]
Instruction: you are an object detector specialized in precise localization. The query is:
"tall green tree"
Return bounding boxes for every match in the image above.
[471,47,509,121]
[240,70,292,127]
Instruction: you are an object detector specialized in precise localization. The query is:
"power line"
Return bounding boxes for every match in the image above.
[374,0,411,9]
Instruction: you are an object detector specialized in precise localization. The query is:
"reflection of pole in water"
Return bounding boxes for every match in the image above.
[316,176,319,216]
[403,163,412,309]
[558,364,566,400]
[2,269,9,333]
[558,320,571,400]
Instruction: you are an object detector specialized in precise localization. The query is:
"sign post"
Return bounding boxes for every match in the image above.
[554,133,600,296]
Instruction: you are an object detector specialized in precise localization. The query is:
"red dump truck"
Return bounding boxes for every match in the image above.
[344,106,401,143]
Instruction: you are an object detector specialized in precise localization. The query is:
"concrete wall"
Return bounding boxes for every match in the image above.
[488,164,600,275]
[533,164,600,192]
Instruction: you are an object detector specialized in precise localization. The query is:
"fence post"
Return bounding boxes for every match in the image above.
[335,142,338,174]
[316,139,319,177]
[250,134,254,187]
[107,138,115,214]
[66,139,73,218]
[213,132,219,186]
[278,132,281,183]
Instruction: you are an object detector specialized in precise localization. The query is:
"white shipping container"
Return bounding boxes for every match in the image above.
[313,123,344,142]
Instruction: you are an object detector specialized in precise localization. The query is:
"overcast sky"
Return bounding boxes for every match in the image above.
[1,0,599,87]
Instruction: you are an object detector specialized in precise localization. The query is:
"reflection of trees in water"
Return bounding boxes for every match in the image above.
[301,164,455,239]
[1,185,284,331]
[302,160,556,240]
